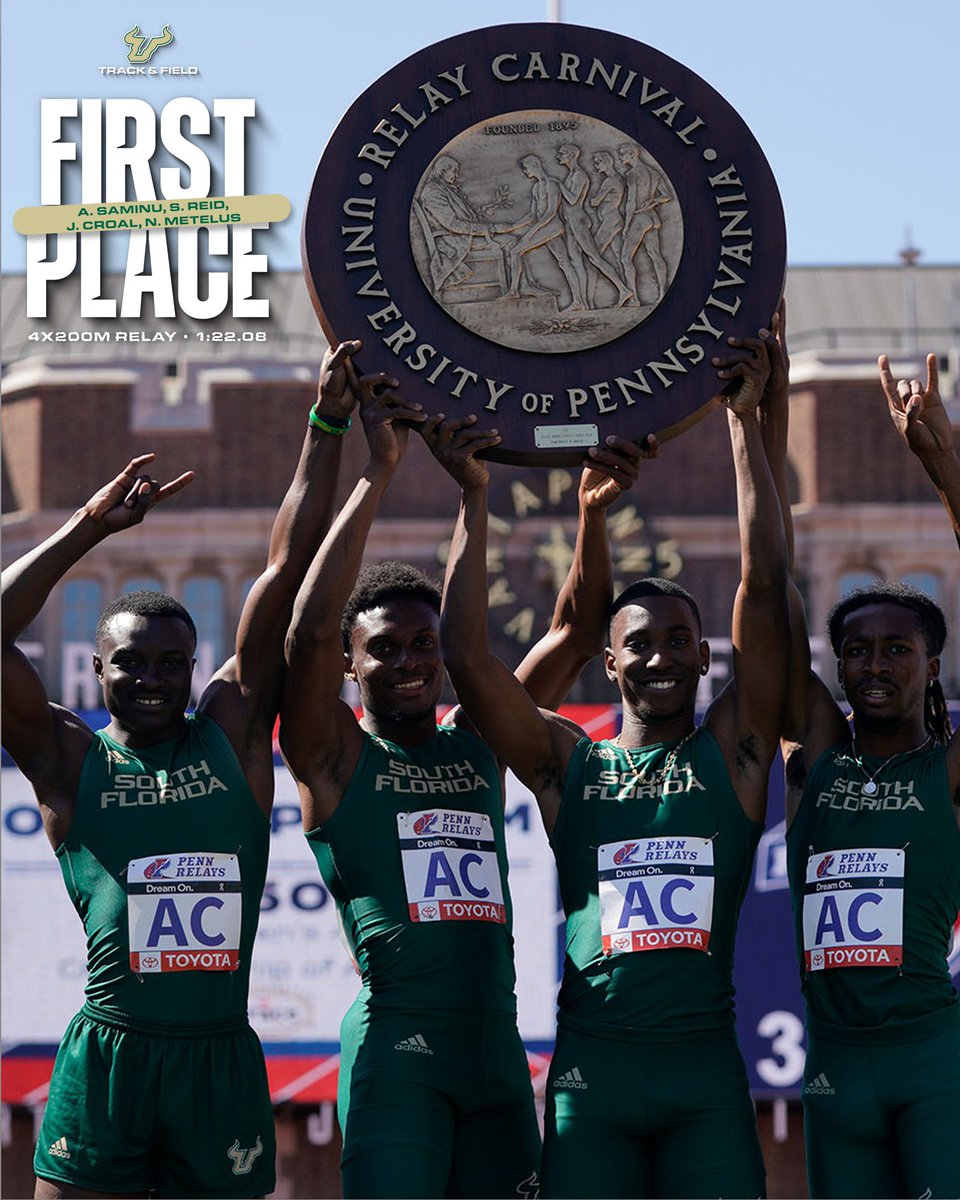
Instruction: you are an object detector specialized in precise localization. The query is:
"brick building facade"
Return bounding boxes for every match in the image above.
[3,264,959,704]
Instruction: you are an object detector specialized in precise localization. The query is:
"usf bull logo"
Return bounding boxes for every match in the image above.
[123,24,173,64]
[227,1136,263,1176]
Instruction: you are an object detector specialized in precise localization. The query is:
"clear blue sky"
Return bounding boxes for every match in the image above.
[2,0,956,271]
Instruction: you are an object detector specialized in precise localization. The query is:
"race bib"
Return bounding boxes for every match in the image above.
[397,809,506,924]
[803,847,904,971]
[127,851,241,973]
[598,836,715,955]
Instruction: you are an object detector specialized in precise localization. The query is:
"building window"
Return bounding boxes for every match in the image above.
[183,576,225,668]
[121,576,164,595]
[900,571,940,601]
[61,579,104,709]
[61,578,103,643]
[838,571,879,599]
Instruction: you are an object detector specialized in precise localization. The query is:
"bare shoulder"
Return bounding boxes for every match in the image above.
[13,703,93,786]
[524,712,585,837]
[545,710,588,739]
[801,672,849,766]
[282,717,365,832]
[280,698,364,799]
[196,658,273,742]
[541,710,586,776]
[18,706,95,848]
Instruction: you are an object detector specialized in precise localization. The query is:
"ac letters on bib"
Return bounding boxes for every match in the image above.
[598,836,715,955]
[802,847,905,971]
[127,851,242,972]
[397,809,506,924]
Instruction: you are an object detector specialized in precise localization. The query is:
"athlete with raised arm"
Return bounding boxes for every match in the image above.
[766,330,960,1199]
[280,367,652,1198]
[2,341,369,1199]
[433,337,786,1199]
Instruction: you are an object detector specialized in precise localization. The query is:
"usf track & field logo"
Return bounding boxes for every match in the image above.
[124,25,173,63]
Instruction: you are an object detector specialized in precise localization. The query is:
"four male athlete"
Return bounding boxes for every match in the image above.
[6,323,958,1198]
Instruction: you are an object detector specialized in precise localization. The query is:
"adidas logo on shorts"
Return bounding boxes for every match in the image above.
[48,1137,72,1159]
[803,1072,836,1096]
[394,1033,434,1055]
[554,1067,587,1089]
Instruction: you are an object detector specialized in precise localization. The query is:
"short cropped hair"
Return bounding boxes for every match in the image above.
[95,590,197,650]
[342,561,441,652]
[608,578,702,640]
[828,582,947,657]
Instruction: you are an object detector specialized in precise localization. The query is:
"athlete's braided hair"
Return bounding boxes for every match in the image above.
[342,561,441,652]
[95,590,197,650]
[827,582,952,745]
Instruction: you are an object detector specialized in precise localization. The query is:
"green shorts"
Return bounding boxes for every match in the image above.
[542,1024,765,1199]
[34,1005,276,1198]
[803,1013,960,1199]
[338,1001,541,1199]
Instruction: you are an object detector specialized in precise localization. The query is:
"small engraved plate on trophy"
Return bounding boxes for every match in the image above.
[534,424,600,450]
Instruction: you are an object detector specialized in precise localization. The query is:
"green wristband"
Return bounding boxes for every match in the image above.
[309,404,352,434]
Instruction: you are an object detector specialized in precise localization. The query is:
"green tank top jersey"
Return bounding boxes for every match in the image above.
[58,713,269,1032]
[552,729,762,1038]
[306,725,517,1014]
[787,741,960,1038]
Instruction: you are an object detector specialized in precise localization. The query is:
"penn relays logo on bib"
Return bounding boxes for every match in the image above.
[414,812,439,835]
[143,857,172,879]
[613,842,640,865]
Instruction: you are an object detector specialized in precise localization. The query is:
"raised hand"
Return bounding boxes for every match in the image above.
[345,359,424,466]
[581,434,658,510]
[83,454,194,533]
[757,301,790,457]
[315,339,363,419]
[420,414,502,490]
[879,352,952,460]
[763,301,790,403]
[713,334,772,418]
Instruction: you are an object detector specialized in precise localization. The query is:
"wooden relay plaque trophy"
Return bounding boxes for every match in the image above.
[303,24,786,464]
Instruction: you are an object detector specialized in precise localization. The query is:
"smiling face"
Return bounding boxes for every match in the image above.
[605,595,708,729]
[94,613,195,745]
[837,603,938,735]
[346,598,444,738]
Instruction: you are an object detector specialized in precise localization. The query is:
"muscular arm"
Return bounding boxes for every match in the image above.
[704,339,790,823]
[198,343,376,814]
[432,422,580,835]
[2,456,193,844]
[280,385,423,829]
[757,308,848,820]
[879,351,960,793]
[515,437,657,711]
